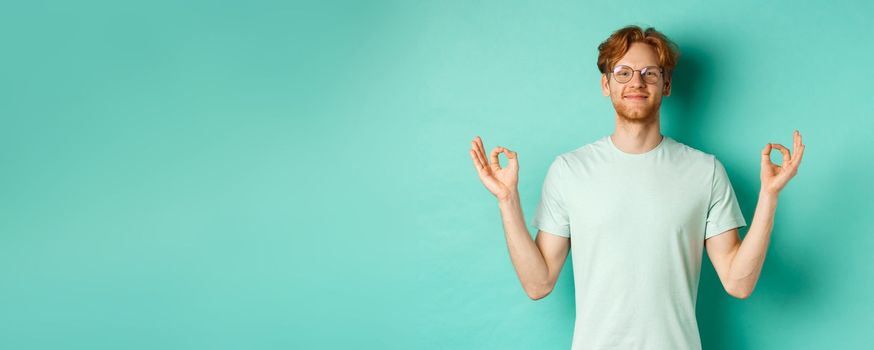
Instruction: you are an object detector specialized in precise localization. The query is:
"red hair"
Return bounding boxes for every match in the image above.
[597,25,680,81]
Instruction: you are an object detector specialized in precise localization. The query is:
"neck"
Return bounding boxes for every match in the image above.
[611,116,663,154]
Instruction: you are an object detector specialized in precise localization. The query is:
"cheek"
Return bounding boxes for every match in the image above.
[612,87,623,97]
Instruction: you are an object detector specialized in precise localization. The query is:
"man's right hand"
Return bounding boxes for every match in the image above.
[469,136,519,201]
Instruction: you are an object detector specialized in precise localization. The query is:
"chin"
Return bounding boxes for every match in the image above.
[619,114,658,125]
[613,102,659,124]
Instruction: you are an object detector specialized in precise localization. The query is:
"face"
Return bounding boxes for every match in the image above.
[600,42,672,125]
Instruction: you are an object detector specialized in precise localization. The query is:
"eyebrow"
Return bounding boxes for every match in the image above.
[614,63,660,69]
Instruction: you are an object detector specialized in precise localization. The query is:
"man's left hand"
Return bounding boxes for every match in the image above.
[761,130,806,196]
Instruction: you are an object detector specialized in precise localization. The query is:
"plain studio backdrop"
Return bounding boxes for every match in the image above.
[2,0,872,349]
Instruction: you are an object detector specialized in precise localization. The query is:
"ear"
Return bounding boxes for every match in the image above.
[663,77,672,97]
[601,74,610,96]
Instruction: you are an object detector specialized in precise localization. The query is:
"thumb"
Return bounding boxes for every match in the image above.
[504,148,518,167]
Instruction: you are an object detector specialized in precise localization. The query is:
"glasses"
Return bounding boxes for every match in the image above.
[609,65,663,84]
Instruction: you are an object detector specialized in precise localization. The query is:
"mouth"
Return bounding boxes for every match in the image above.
[623,94,649,100]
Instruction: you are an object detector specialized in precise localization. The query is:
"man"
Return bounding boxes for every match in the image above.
[468,25,805,350]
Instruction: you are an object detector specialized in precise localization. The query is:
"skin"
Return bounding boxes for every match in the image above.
[468,42,806,300]
[601,42,671,154]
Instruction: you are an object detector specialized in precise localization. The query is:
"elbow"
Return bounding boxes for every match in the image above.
[526,285,554,301]
[726,285,752,300]
[731,291,751,300]
[527,290,549,301]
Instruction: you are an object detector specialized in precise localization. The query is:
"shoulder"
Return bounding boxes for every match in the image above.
[667,137,714,160]
[665,136,721,167]
[556,135,610,167]
[665,138,740,187]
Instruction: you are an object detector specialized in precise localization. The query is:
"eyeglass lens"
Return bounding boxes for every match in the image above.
[612,66,661,84]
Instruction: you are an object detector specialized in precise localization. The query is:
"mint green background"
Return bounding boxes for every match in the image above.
[2,1,872,349]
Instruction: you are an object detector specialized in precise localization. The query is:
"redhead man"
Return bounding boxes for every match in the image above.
[469,25,805,350]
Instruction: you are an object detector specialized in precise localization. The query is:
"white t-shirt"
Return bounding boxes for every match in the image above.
[531,134,746,350]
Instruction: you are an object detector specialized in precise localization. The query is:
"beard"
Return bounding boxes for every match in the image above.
[612,97,661,125]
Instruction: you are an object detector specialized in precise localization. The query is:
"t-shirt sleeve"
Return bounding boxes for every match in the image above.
[704,157,747,240]
[531,156,571,237]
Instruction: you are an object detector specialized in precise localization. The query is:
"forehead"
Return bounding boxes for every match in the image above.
[614,42,660,69]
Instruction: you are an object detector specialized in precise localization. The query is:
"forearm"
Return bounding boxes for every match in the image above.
[497,191,550,297]
[728,190,778,297]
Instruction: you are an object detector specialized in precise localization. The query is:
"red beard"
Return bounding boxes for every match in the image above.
[613,97,661,125]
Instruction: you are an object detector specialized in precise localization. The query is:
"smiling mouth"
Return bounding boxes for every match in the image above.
[623,95,648,100]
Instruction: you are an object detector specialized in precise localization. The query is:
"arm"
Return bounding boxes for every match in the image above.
[705,191,777,299]
[469,136,569,300]
[498,192,570,300]
[705,130,805,299]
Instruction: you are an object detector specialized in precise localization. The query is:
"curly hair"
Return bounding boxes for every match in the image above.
[597,25,680,81]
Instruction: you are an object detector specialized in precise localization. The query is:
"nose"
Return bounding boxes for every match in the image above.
[627,70,646,88]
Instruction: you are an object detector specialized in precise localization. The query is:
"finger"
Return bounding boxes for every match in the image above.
[504,148,517,159]
[471,140,485,169]
[503,148,518,168]
[478,138,490,168]
[771,143,791,166]
[470,149,485,172]
[793,143,805,168]
[473,137,488,169]
[761,143,773,164]
[489,146,504,171]
[792,130,801,163]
